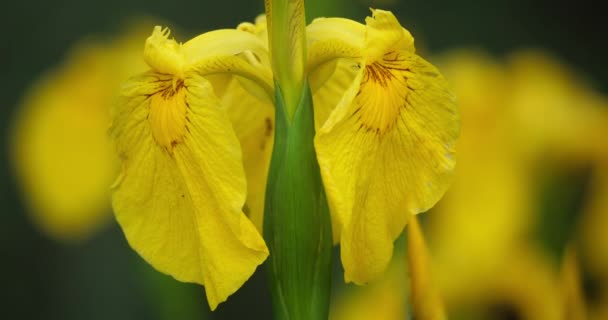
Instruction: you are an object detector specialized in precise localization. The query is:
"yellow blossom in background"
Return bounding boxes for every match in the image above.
[330,251,408,320]
[307,9,460,284]
[579,160,608,319]
[429,51,535,305]
[407,216,446,320]
[428,49,608,319]
[10,25,148,241]
[508,51,608,165]
[330,217,445,320]
[579,163,608,281]
[560,248,587,320]
[488,247,562,320]
[110,25,273,310]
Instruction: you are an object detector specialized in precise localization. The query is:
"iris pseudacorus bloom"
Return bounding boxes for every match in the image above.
[109,7,459,312]
[308,9,459,284]
[110,26,273,310]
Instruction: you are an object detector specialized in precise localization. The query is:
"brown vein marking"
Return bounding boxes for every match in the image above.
[364,62,395,88]
[147,77,191,157]
[353,52,414,135]
[161,79,185,99]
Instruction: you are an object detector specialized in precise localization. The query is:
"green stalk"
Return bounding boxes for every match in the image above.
[264,1,332,318]
[263,82,332,320]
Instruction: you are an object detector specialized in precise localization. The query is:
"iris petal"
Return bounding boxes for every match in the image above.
[310,10,459,284]
[110,27,271,310]
[111,71,268,310]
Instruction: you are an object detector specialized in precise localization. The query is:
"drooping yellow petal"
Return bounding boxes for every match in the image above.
[214,75,274,232]
[111,71,268,310]
[312,10,459,284]
[110,27,270,310]
[198,17,276,232]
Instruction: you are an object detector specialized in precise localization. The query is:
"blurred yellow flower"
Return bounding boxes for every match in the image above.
[110,26,273,310]
[508,51,608,165]
[579,160,608,319]
[307,9,460,284]
[428,49,607,319]
[10,25,148,241]
[429,51,535,305]
[560,247,587,320]
[330,250,408,320]
[579,163,608,283]
[407,216,446,320]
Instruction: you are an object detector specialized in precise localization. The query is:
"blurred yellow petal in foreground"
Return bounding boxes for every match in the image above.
[10,26,148,241]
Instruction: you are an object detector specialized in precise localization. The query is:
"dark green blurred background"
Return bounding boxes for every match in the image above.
[1,0,605,319]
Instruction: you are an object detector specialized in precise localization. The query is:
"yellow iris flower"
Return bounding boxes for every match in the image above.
[109,26,274,310]
[109,8,458,309]
[307,9,459,284]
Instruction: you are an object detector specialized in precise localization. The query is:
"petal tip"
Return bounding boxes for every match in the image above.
[144,25,184,75]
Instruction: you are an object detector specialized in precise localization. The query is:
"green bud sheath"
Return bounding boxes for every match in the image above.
[264,82,332,320]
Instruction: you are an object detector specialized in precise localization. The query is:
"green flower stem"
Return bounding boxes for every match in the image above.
[264,82,332,320]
